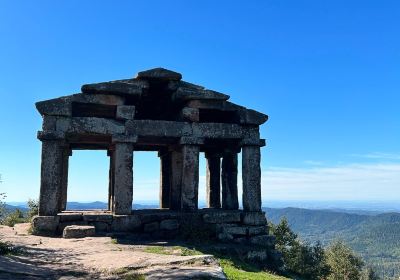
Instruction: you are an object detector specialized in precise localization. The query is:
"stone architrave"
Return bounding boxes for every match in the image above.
[169,149,183,210]
[181,145,200,211]
[112,143,133,215]
[221,151,239,210]
[159,151,172,209]
[205,153,221,208]
[242,145,262,212]
[39,140,64,216]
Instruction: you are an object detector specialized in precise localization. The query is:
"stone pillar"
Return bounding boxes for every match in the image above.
[181,144,200,211]
[59,148,71,211]
[205,152,221,208]
[38,140,64,216]
[107,149,115,211]
[242,145,262,212]
[169,149,183,210]
[112,143,133,215]
[221,150,239,210]
[159,151,171,209]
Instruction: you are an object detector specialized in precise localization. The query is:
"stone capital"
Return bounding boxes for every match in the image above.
[37,131,65,141]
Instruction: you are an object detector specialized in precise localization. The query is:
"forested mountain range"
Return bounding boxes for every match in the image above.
[265,207,400,280]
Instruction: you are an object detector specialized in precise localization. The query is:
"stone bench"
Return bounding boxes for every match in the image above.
[63,225,96,238]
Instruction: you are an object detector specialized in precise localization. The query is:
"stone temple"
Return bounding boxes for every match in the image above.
[33,68,277,261]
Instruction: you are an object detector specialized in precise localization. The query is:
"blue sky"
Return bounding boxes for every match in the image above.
[0,1,399,204]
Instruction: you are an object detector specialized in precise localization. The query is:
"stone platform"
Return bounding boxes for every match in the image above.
[32,209,277,262]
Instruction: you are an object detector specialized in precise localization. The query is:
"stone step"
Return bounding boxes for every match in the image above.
[62,225,96,238]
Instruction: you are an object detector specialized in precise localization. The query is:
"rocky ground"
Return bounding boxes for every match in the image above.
[0,223,225,279]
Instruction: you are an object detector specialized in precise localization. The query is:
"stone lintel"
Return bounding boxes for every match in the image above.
[179,137,204,145]
[239,109,268,125]
[116,105,135,120]
[54,117,125,135]
[172,87,229,102]
[112,134,138,143]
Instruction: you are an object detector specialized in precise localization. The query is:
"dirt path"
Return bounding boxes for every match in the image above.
[0,224,225,279]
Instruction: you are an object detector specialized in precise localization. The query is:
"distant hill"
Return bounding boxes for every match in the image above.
[265,207,400,279]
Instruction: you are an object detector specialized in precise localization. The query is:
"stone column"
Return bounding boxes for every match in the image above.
[38,140,64,216]
[205,152,221,208]
[242,145,262,212]
[159,150,171,209]
[169,149,183,210]
[112,143,133,215]
[221,150,239,210]
[181,144,200,211]
[59,148,72,212]
[107,149,115,211]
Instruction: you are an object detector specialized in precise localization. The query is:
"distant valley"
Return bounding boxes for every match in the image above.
[265,207,400,280]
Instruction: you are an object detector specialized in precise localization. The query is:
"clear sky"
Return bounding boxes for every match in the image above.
[0,1,399,205]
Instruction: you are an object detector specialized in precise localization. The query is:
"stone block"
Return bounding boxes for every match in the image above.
[203,211,241,224]
[222,225,267,236]
[159,219,179,231]
[180,107,199,122]
[144,222,159,233]
[31,216,60,235]
[246,249,268,262]
[63,225,96,238]
[57,220,88,234]
[111,215,141,232]
[91,221,110,232]
[249,235,275,248]
[137,67,182,81]
[83,214,113,223]
[217,232,234,242]
[116,105,135,120]
[58,213,83,222]
[241,212,267,226]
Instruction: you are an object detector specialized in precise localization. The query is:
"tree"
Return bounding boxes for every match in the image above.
[27,198,39,220]
[361,266,380,280]
[271,218,330,280]
[326,240,364,280]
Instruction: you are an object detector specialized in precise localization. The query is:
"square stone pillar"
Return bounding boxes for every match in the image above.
[112,143,133,215]
[205,152,221,208]
[221,151,239,210]
[59,148,72,212]
[38,140,64,216]
[107,149,115,211]
[169,149,183,210]
[242,145,262,212]
[181,144,200,211]
[159,150,171,209]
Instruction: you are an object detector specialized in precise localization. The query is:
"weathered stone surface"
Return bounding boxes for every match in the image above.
[111,215,141,231]
[205,153,221,208]
[58,213,83,222]
[181,145,199,211]
[242,212,267,226]
[81,79,148,96]
[112,143,133,215]
[63,117,125,134]
[246,249,268,262]
[221,152,239,210]
[159,219,179,230]
[91,222,109,232]
[203,211,241,224]
[32,216,60,234]
[169,149,183,211]
[249,235,275,247]
[217,232,234,242]
[172,87,229,101]
[222,225,267,236]
[137,67,182,81]
[63,225,96,238]
[144,222,159,233]
[180,107,199,122]
[39,140,64,216]
[116,105,135,120]
[239,109,268,125]
[242,146,262,212]
[83,214,113,223]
